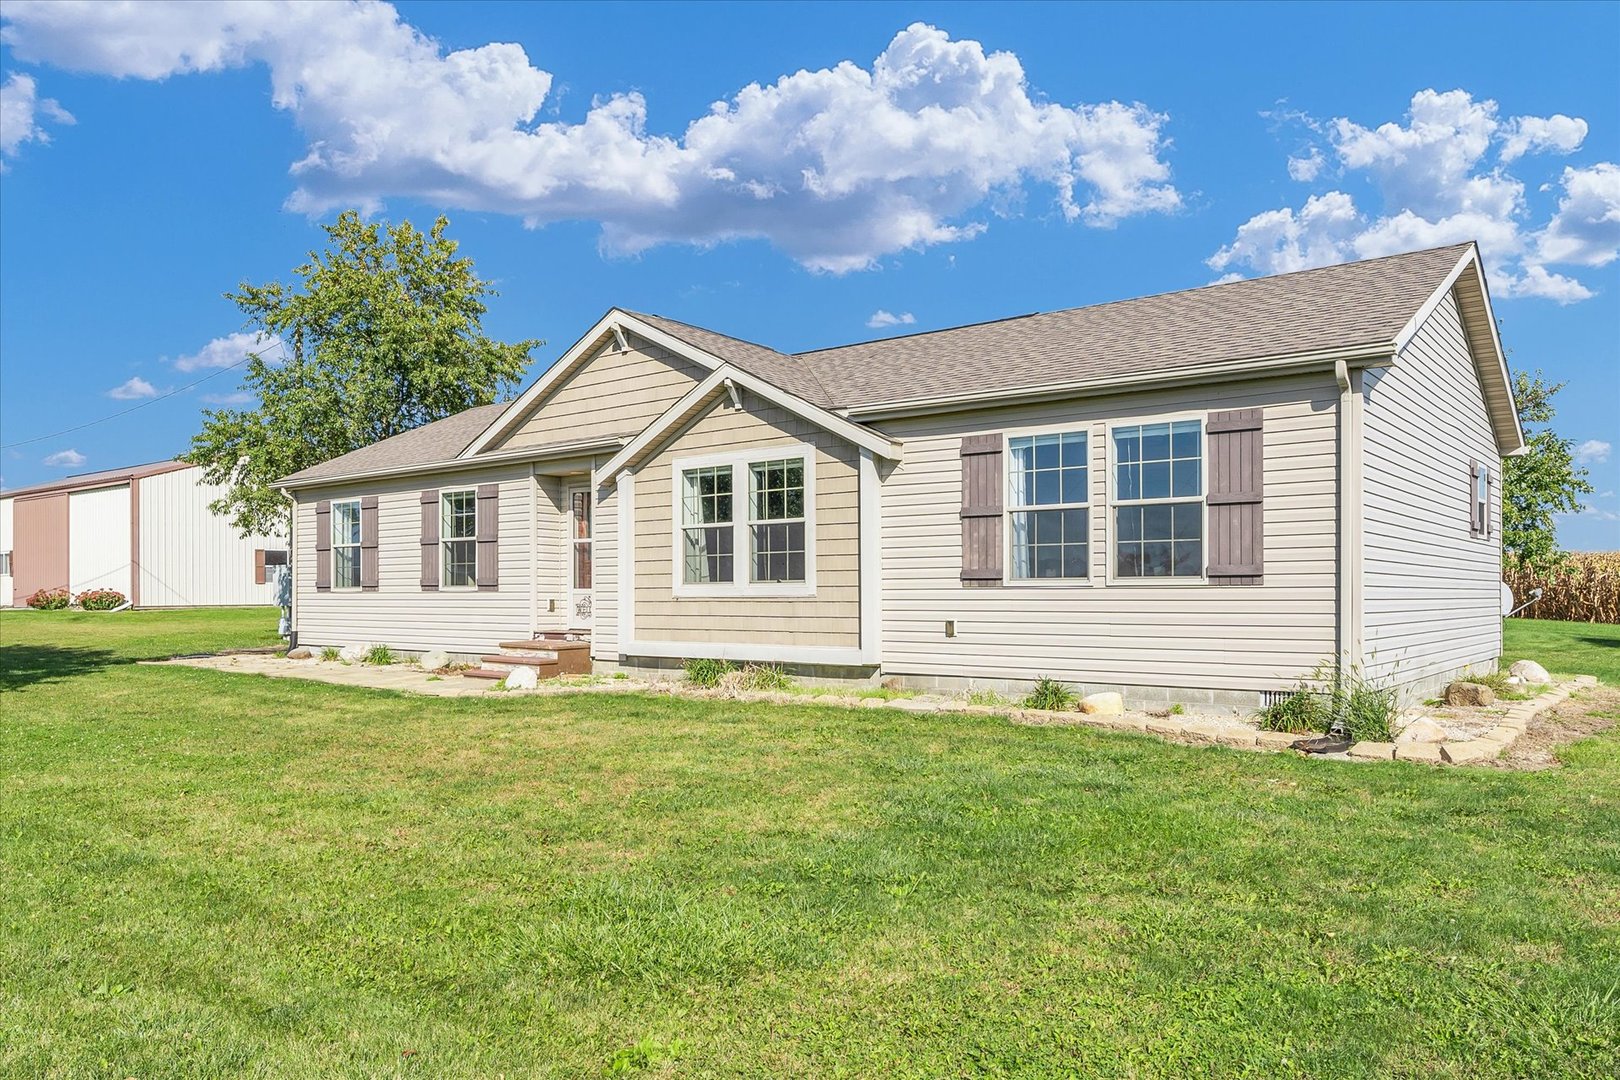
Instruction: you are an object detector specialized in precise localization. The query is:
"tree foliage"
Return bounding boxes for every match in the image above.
[1503,369,1592,569]
[185,212,539,536]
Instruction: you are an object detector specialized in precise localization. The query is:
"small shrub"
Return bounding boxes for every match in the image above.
[1023,676,1075,712]
[735,663,793,692]
[684,657,736,688]
[1258,658,1401,741]
[1169,702,1185,716]
[967,687,1010,707]
[613,671,629,680]
[319,647,342,663]
[75,588,127,611]
[364,644,396,666]
[1256,690,1326,734]
[25,587,70,610]
[1472,669,1543,700]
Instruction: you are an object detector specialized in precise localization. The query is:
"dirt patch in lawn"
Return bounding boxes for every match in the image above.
[1489,684,1619,771]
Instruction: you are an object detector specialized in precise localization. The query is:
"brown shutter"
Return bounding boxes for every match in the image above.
[314,500,332,592]
[1467,459,1482,535]
[360,495,380,590]
[476,483,500,591]
[1206,409,1264,584]
[254,548,267,586]
[960,434,1003,586]
[420,489,440,590]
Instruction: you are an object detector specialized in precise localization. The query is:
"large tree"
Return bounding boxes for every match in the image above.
[1503,369,1592,569]
[186,212,539,536]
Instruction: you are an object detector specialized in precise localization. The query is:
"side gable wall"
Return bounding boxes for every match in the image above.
[1361,288,1502,688]
[630,394,862,649]
[492,340,708,452]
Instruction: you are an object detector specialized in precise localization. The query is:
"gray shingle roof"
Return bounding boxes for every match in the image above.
[796,243,1472,408]
[279,244,1473,485]
[278,403,507,485]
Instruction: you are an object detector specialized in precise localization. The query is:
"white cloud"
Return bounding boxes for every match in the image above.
[0,4,1180,271]
[1574,439,1612,465]
[1536,163,1620,268]
[1500,114,1587,162]
[1211,88,1615,303]
[201,390,255,406]
[43,448,85,467]
[172,331,282,373]
[866,309,916,329]
[106,375,158,400]
[1286,146,1324,182]
[0,70,72,163]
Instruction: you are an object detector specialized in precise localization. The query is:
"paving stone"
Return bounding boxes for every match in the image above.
[1394,743,1445,764]
[1441,740,1501,765]
[1347,741,1396,761]
[1145,719,1188,736]
[1254,730,1304,751]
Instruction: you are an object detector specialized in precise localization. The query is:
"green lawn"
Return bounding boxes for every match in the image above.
[2,610,1617,1078]
[1504,617,1620,684]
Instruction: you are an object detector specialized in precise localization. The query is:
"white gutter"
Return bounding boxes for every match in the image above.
[841,343,1395,421]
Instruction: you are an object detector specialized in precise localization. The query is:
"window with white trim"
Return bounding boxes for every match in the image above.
[750,457,806,583]
[441,489,477,587]
[331,499,361,589]
[1008,431,1089,579]
[681,465,734,584]
[0,551,11,576]
[672,447,815,595]
[1113,420,1204,578]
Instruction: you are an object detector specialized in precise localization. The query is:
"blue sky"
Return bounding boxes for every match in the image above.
[1,0,1616,548]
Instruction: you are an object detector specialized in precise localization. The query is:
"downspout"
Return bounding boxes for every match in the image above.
[1335,360,1364,672]
[284,489,298,647]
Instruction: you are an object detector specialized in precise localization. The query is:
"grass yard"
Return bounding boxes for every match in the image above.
[2,609,1617,1078]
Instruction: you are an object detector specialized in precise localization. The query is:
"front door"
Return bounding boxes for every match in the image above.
[567,486,593,629]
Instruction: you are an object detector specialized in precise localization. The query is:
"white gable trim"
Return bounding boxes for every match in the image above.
[598,363,900,481]
[460,309,740,460]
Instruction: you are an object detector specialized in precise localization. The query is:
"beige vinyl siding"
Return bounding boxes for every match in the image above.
[1361,289,1501,685]
[293,465,534,655]
[496,341,707,451]
[534,474,567,630]
[877,374,1340,692]
[591,461,621,659]
[631,395,861,648]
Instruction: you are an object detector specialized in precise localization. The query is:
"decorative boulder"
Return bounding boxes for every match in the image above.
[1079,692,1125,715]
[418,650,451,672]
[1508,659,1551,684]
[286,647,314,660]
[1445,681,1496,707]
[1395,717,1449,744]
[504,666,539,690]
[339,643,370,663]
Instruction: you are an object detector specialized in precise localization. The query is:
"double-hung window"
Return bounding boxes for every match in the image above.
[331,499,361,589]
[1008,431,1089,579]
[1113,419,1204,578]
[441,489,477,587]
[681,465,734,584]
[673,447,814,594]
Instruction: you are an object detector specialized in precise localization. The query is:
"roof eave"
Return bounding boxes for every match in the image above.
[275,434,628,491]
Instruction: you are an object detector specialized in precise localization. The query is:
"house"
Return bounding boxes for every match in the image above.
[276,242,1521,705]
[0,460,286,609]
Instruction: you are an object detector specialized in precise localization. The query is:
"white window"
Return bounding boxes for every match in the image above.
[1112,419,1204,578]
[0,551,11,576]
[441,489,477,587]
[331,499,361,589]
[1474,462,1491,538]
[681,464,734,584]
[749,457,807,584]
[670,445,816,597]
[1008,431,1089,580]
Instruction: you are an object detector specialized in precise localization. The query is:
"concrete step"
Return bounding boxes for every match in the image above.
[480,654,562,674]
[461,668,507,681]
[498,639,590,653]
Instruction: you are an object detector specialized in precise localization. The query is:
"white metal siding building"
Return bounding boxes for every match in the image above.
[0,460,285,608]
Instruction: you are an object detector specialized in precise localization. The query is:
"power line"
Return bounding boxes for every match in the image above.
[1,343,282,451]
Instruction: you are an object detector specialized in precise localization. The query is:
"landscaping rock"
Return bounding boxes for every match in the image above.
[1395,717,1448,744]
[1394,743,1445,765]
[418,649,450,672]
[339,643,371,663]
[504,666,539,690]
[1254,730,1303,751]
[286,647,314,660]
[1444,681,1496,707]
[1440,740,1500,765]
[1508,659,1551,684]
[1079,692,1124,715]
[1347,741,1396,761]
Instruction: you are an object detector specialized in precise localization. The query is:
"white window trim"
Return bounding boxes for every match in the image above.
[1104,411,1209,586]
[330,497,363,591]
[1472,462,1492,539]
[439,486,479,591]
[1001,426,1097,588]
[669,444,817,599]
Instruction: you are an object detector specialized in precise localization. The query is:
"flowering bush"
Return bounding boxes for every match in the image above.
[76,588,127,611]
[25,587,71,610]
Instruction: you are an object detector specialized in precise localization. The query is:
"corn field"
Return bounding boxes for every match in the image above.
[1504,552,1620,623]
